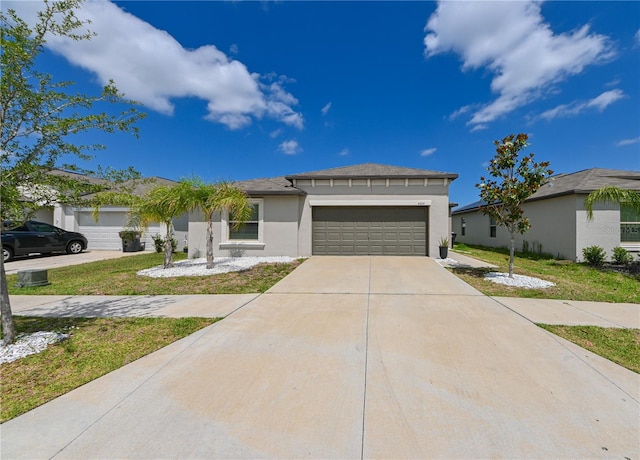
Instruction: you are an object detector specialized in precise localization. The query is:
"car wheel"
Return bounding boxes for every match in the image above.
[66,241,84,255]
[2,246,13,263]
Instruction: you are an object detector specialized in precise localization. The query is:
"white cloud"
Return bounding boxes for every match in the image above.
[420,148,436,157]
[636,29,640,45]
[616,137,640,147]
[321,102,332,116]
[278,139,302,155]
[425,1,614,127]
[8,1,303,130]
[229,43,239,55]
[339,148,349,156]
[538,89,624,120]
[270,129,283,139]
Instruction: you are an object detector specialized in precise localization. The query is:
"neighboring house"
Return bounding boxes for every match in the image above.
[452,168,640,261]
[188,163,458,258]
[21,171,187,251]
[64,176,188,251]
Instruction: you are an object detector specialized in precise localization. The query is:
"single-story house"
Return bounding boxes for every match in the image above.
[188,163,458,258]
[31,173,188,251]
[452,168,640,261]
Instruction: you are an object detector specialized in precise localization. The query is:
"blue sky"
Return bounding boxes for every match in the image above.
[10,0,640,206]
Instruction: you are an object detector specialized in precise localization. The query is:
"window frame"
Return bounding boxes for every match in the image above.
[220,198,264,246]
[489,216,497,238]
[620,204,640,244]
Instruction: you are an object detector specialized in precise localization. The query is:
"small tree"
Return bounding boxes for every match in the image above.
[0,0,144,344]
[477,133,553,278]
[185,179,252,269]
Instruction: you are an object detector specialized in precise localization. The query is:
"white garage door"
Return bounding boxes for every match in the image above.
[77,211,129,250]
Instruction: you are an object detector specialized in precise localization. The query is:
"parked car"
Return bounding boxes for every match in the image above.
[1,221,88,262]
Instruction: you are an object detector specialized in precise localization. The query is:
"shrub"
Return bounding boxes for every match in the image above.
[582,245,606,266]
[612,247,633,265]
[152,233,177,253]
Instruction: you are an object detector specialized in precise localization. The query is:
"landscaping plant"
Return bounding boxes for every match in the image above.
[582,245,606,267]
[477,133,553,278]
[612,247,633,265]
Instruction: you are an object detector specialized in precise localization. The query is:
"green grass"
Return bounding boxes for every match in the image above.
[538,325,640,373]
[0,316,218,422]
[6,252,304,295]
[450,244,640,303]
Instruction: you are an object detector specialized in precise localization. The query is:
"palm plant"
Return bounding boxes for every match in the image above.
[92,181,194,268]
[584,186,640,220]
[193,180,252,269]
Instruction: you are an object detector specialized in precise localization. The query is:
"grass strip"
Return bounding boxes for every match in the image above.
[538,324,640,374]
[450,244,639,303]
[1,316,218,422]
[6,253,303,295]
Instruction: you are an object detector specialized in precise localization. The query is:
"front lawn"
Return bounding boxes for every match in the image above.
[538,324,640,374]
[0,316,218,422]
[6,252,304,295]
[450,244,639,304]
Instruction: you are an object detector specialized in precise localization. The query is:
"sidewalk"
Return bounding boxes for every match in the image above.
[9,294,259,318]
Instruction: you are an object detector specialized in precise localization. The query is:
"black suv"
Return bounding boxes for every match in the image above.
[2,221,88,262]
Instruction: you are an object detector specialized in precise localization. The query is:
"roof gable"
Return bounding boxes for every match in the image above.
[285,163,458,180]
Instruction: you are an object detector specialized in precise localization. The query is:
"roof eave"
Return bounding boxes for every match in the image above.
[285,173,459,180]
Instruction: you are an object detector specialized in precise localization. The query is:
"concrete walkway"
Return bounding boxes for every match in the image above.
[2,257,639,459]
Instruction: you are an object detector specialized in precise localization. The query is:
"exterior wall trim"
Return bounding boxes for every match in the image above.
[308,199,432,207]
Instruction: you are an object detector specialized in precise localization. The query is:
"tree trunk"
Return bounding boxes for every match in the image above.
[509,231,515,278]
[206,217,214,269]
[163,222,173,268]
[1,255,16,345]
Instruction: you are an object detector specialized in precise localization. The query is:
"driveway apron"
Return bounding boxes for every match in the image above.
[2,257,639,459]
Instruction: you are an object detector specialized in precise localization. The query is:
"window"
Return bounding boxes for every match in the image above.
[229,204,259,240]
[489,216,496,238]
[461,217,466,236]
[221,199,264,247]
[30,222,56,233]
[620,205,640,243]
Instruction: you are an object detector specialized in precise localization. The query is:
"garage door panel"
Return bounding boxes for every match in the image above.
[312,206,428,256]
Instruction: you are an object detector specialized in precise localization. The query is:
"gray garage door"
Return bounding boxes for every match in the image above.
[312,206,428,256]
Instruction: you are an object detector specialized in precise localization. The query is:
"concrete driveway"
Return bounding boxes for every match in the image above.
[2,257,639,459]
[3,250,146,275]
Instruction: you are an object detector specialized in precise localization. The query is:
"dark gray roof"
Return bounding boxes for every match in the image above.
[286,163,458,180]
[234,176,305,195]
[529,168,640,201]
[452,168,640,214]
[452,200,486,214]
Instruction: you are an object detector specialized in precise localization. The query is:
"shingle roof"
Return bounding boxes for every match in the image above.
[285,163,458,180]
[529,168,640,201]
[452,168,640,214]
[233,177,305,195]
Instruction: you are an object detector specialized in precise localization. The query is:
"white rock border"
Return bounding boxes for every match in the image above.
[137,256,297,278]
[484,272,555,289]
[0,331,69,364]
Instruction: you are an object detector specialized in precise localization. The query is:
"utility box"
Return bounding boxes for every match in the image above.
[17,269,50,287]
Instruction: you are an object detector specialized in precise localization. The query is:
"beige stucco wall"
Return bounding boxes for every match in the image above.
[576,197,625,261]
[452,194,634,261]
[294,180,452,257]
[188,195,301,258]
[187,178,454,258]
[453,196,578,259]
